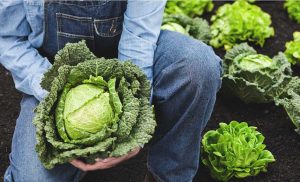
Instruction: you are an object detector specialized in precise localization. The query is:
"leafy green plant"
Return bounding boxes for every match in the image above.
[202,121,275,182]
[284,32,300,65]
[34,41,156,169]
[275,77,300,134]
[162,14,212,43]
[210,1,274,49]
[223,43,300,134]
[164,0,214,17]
[222,43,292,103]
[284,0,300,24]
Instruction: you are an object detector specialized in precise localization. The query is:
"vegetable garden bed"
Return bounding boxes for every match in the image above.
[0,1,299,182]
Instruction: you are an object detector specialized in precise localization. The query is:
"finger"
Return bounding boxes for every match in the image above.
[95,158,104,162]
[70,159,89,171]
[98,147,141,163]
[129,147,141,155]
[71,148,142,171]
[103,147,141,163]
[81,162,116,170]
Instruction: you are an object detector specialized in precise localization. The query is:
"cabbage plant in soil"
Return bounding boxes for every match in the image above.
[202,121,275,182]
[162,14,212,44]
[33,41,156,169]
[222,43,300,134]
[222,43,292,104]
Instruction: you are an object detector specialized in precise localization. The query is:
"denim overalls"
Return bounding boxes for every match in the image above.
[41,0,127,61]
[4,1,222,181]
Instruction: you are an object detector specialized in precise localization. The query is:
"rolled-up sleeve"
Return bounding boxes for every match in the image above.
[118,0,167,82]
[0,1,51,101]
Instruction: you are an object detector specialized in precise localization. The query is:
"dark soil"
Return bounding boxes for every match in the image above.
[1,1,299,182]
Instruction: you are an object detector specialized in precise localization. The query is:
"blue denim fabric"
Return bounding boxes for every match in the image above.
[148,31,222,182]
[42,0,127,59]
[4,95,85,182]
[0,0,166,101]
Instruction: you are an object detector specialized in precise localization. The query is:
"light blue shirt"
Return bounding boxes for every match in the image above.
[0,0,166,101]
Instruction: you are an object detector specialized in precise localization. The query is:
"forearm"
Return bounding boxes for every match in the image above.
[0,36,51,101]
[118,0,167,81]
[0,1,51,101]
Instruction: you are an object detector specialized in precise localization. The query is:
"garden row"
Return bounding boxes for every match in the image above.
[162,0,300,181]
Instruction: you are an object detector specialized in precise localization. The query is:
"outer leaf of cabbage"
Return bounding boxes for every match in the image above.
[274,77,300,134]
[33,41,156,169]
[202,121,275,182]
[222,43,292,103]
[210,1,274,49]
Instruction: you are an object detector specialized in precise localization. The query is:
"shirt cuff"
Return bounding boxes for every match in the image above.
[118,25,156,81]
[31,72,49,101]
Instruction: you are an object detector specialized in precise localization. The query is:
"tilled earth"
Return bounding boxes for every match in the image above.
[1,1,300,182]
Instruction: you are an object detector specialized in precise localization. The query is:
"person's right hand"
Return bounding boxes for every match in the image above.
[70,147,141,171]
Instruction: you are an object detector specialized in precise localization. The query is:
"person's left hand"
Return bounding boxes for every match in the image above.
[70,147,141,171]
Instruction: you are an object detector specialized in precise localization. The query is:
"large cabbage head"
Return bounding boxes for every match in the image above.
[56,76,122,141]
[202,121,275,182]
[34,41,156,169]
[222,43,292,103]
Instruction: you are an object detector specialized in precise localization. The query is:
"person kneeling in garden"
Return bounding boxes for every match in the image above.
[0,1,222,181]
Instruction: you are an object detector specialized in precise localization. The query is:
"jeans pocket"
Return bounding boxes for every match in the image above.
[56,13,95,51]
[93,16,123,37]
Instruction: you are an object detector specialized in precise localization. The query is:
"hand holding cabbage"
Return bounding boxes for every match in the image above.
[33,41,156,169]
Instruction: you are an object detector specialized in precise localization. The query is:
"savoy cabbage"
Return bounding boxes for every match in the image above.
[34,41,156,169]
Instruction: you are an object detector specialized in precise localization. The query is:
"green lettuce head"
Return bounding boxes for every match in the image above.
[164,0,214,17]
[202,121,275,181]
[284,0,300,24]
[210,0,274,49]
[284,32,300,65]
[34,41,156,169]
[222,43,292,103]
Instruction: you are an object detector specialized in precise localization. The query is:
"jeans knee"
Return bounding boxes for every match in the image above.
[186,44,222,92]
[155,31,222,95]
